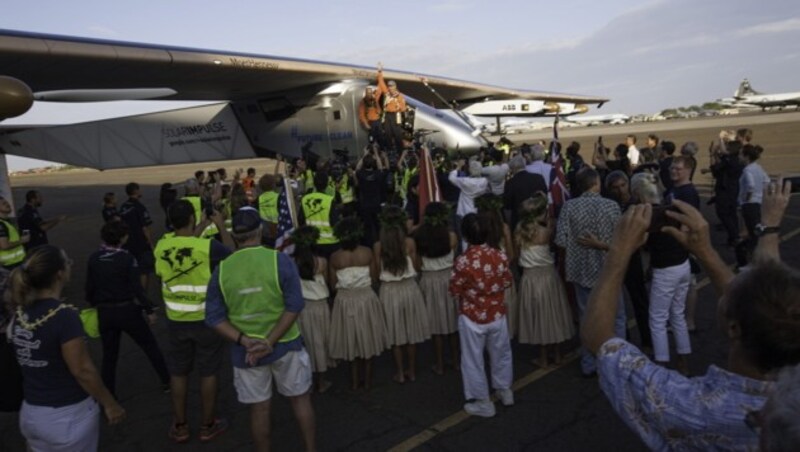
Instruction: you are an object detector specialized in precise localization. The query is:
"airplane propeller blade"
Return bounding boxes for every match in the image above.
[33,88,178,102]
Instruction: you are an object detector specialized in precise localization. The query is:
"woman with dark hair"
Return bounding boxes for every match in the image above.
[327,216,387,390]
[414,202,459,375]
[449,213,514,417]
[292,226,334,393]
[374,205,430,383]
[10,245,125,451]
[515,194,574,367]
[476,194,517,339]
[583,181,800,450]
[736,144,770,268]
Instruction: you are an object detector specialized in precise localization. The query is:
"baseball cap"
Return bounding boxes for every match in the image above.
[387,80,397,87]
[232,207,261,234]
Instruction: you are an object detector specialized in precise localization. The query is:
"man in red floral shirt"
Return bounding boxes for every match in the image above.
[449,213,514,417]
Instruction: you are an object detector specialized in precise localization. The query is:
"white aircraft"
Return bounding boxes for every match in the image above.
[566,113,630,126]
[0,29,607,202]
[461,99,598,135]
[718,78,800,111]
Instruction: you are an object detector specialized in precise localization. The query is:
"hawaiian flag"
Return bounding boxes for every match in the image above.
[417,145,442,219]
[549,115,570,217]
[275,177,298,254]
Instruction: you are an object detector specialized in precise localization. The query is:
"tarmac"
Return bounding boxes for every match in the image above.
[1,112,799,451]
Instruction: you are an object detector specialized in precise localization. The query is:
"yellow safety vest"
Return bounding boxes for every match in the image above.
[218,247,299,342]
[182,196,203,226]
[395,167,418,199]
[258,191,279,223]
[301,192,338,245]
[0,219,25,267]
[300,170,315,194]
[154,235,212,322]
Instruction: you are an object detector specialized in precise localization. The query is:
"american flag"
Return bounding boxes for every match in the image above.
[275,177,298,254]
[549,115,571,216]
[418,146,441,219]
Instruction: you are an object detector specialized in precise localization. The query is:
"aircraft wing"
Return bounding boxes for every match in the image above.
[0,29,608,106]
[0,103,259,169]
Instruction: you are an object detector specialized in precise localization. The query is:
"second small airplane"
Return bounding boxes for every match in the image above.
[719,78,800,111]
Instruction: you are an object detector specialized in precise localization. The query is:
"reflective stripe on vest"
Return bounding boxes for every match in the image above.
[301,193,338,244]
[258,191,279,223]
[219,247,300,342]
[0,220,25,267]
[154,235,212,322]
[164,301,206,312]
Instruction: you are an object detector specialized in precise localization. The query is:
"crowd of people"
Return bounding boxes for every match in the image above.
[1,111,799,452]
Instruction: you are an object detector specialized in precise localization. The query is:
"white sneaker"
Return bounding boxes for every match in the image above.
[464,399,496,417]
[495,388,514,406]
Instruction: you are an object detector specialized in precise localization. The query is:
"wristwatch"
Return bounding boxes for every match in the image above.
[754,224,780,237]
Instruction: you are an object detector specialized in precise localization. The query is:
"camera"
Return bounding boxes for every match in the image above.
[330,148,350,182]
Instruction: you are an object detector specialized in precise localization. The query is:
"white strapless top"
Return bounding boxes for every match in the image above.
[301,273,329,301]
[379,256,417,282]
[519,245,554,268]
[335,266,372,289]
[421,250,454,272]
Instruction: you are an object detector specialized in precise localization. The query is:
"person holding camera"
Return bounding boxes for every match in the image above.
[631,172,692,375]
[706,138,743,247]
[355,147,388,247]
[582,179,799,451]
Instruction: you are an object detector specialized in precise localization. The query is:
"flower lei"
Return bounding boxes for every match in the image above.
[423,205,451,228]
[334,218,365,243]
[475,194,504,212]
[379,207,408,230]
[15,304,77,331]
[292,226,320,249]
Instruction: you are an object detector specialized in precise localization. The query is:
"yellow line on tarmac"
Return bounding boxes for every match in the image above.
[388,353,579,452]
[391,225,800,451]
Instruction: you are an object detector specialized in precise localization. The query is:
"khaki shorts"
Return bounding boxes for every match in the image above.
[233,349,312,404]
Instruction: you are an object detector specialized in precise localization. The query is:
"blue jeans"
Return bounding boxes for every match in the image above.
[574,283,627,374]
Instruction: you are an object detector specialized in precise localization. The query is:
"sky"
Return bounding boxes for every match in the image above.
[3,0,800,169]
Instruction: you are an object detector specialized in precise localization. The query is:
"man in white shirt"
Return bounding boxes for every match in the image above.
[524,145,553,183]
[449,160,488,217]
[481,161,509,196]
[626,134,640,166]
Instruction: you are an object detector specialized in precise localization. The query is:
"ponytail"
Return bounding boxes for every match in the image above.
[8,245,67,308]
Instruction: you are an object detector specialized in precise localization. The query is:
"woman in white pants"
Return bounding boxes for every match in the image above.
[9,246,125,451]
[631,174,692,375]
